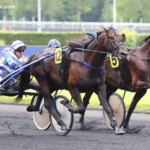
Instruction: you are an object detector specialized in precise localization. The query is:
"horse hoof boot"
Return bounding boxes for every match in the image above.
[79,123,85,130]
[60,99,69,107]
[61,125,69,131]
[115,127,125,135]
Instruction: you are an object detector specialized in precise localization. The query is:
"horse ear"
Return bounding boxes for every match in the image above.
[96,31,103,39]
[111,24,114,28]
[122,34,126,43]
[101,25,108,32]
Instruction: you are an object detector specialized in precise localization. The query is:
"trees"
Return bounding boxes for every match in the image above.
[101,0,113,22]
[117,0,150,22]
[0,0,15,20]
[102,0,150,23]
[1,0,150,23]
[81,0,105,22]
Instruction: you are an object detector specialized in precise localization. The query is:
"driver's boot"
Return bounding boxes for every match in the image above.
[27,92,43,112]
[28,80,41,91]
[2,70,10,90]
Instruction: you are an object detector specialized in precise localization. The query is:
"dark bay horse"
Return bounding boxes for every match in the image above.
[80,35,150,133]
[17,25,127,134]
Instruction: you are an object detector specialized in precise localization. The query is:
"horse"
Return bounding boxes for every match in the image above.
[16,25,127,135]
[80,35,150,133]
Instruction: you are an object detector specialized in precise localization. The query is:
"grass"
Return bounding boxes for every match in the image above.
[0,89,150,112]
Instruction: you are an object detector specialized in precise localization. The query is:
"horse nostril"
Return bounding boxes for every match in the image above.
[120,52,127,56]
[120,48,128,53]
[120,50,128,55]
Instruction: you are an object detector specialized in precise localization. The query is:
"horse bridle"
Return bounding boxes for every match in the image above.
[66,29,126,70]
[75,29,125,54]
[99,29,124,54]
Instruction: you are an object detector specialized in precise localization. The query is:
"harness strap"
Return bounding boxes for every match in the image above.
[117,71,127,89]
[57,48,71,87]
[113,43,124,51]
[83,62,105,70]
[66,56,105,70]
[105,29,125,52]
[105,35,113,51]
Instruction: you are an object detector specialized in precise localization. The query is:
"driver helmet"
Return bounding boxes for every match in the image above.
[47,39,61,48]
[11,40,27,51]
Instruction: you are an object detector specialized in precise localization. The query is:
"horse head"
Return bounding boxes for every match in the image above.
[101,25,127,62]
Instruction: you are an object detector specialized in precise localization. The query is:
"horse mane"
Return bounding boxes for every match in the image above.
[136,35,150,47]
[66,34,95,49]
[23,54,35,66]
[144,35,150,42]
[66,26,116,49]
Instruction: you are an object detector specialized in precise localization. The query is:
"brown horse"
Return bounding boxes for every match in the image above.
[80,35,150,133]
[16,25,127,134]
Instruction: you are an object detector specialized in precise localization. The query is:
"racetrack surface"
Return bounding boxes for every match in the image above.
[0,104,150,150]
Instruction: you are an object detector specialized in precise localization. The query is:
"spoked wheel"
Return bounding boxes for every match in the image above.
[50,95,74,136]
[33,97,51,130]
[103,93,126,129]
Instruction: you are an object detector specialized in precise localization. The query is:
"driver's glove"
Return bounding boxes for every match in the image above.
[14,64,22,70]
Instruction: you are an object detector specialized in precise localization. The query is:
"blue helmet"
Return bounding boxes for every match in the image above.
[47,39,61,48]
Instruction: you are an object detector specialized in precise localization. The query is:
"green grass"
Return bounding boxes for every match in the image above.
[0,89,150,112]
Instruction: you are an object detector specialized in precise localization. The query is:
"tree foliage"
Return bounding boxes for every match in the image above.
[117,0,150,22]
[0,0,150,23]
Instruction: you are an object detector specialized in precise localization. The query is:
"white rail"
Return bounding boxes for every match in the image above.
[0,21,150,32]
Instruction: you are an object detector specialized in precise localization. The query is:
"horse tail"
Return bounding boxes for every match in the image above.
[15,55,35,102]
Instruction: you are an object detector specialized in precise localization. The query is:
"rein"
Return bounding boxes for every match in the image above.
[66,29,125,70]
[128,52,150,61]
[74,47,111,54]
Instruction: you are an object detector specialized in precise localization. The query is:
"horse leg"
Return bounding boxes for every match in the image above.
[36,78,69,131]
[27,91,43,112]
[95,83,125,135]
[62,86,85,114]
[105,84,118,115]
[134,80,150,89]
[79,92,93,130]
[123,89,147,133]
[78,85,117,130]
[106,84,118,101]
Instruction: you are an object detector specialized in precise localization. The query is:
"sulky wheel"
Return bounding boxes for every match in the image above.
[50,95,74,136]
[103,93,126,129]
[33,97,51,130]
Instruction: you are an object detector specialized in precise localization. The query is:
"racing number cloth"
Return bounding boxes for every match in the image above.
[110,54,119,69]
[55,47,62,64]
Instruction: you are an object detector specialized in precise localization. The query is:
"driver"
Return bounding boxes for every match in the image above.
[47,39,61,48]
[0,40,42,112]
[26,39,61,112]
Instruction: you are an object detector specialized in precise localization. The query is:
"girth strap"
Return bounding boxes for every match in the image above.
[57,48,71,86]
[117,71,127,89]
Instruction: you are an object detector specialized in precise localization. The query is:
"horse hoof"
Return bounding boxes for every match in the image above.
[115,127,125,135]
[79,123,85,130]
[124,125,144,134]
[61,125,69,131]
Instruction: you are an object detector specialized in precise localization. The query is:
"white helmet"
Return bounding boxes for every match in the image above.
[11,40,27,51]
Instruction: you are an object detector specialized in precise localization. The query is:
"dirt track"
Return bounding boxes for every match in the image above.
[0,103,150,150]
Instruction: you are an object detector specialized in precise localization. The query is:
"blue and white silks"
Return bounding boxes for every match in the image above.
[0,51,24,82]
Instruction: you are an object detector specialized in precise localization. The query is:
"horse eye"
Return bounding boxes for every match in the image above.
[110,36,114,39]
